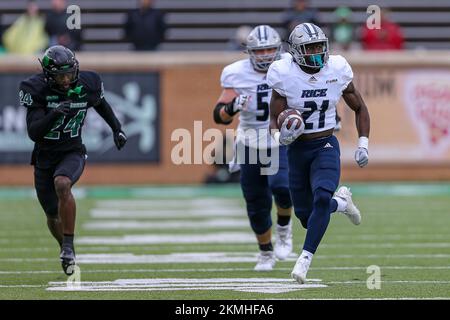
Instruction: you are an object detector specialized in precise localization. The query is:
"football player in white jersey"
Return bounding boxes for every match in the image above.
[267,23,371,283]
[213,25,293,271]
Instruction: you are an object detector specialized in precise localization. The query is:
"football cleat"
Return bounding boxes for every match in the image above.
[60,246,76,276]
[274,222,293,260]
[254,250,276,271]
[291,254,312,284]
[334,186,361,225]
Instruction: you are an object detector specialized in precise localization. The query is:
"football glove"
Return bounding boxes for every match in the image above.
[224,95,250,116]
[355,147,369,167]
[278,117,305,145]
[53,101,72,116]
[114,130,127,150]
[354,137,369,167]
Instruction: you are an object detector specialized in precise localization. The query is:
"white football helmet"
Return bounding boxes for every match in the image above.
[246,25,282,72]
[288,23,329,69]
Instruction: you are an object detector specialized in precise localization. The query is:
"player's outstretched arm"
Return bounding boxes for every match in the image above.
[94,99,127,150]
[342,81,371,167]
[213,88,247,125]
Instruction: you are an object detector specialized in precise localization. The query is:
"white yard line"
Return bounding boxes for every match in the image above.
[76,233,255,245]
[83,219,249,230]
[94,199,241,208]
[0,285,45,288]
[90,208,244,218]
[47,278,325,293]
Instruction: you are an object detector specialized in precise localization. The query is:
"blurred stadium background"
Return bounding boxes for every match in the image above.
[0,0,449,300]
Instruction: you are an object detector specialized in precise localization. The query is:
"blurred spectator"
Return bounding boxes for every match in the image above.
[45,0,82,51]
[282,0,320,38]
[125,0,167,51]
[227,25,252,51]
[331,7,355,51]
[361,8,404,50]
[2,0,48,54]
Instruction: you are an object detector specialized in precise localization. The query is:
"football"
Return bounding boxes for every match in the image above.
[277,108,303,130]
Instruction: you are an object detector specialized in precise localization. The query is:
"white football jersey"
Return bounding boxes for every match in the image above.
[267,54,353,134]
[220,53,290,148]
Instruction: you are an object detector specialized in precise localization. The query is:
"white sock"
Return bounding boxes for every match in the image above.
[300,250,313,261]
[333,196,347,212]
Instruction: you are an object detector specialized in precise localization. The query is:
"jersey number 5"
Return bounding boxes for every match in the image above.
[256,91,269,121]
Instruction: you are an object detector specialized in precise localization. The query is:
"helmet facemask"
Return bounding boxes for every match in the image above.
[47,65,79,93]
[248,46,281,72]
[289,39,329,69]
[288,23,330,70]
[246,25,282,72]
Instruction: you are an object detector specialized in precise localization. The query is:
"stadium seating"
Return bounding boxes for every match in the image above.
[1,0,450,51]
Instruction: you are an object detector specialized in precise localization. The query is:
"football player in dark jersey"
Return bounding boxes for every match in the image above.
[19,45,127,275]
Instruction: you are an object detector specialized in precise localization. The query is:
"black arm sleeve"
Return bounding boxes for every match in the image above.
[26,108,59,142]
[213,102,234,125]
[94,98,122,133]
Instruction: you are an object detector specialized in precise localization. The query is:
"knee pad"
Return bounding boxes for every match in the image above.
[246,195,272,235]
[272,187,292,209]
[313,188,333,213]
[248,210,272,235]
[242,185,272,235]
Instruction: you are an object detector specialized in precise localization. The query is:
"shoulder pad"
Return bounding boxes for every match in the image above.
[78,70,102,92]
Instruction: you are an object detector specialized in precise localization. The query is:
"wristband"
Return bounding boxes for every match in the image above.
[358,136,369,150]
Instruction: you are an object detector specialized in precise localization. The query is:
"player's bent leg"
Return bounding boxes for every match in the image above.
[247,209,275,271]
[54,175,77,275]
[34,167,63,246]
[304,188,333,254]
[53,151,86,275]
[293,136,341,284]
[269,146,294,259]
[240,159,275,271]
[292,188,333,284]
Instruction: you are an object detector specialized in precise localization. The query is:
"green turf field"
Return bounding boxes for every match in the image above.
[0,183,449,300]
